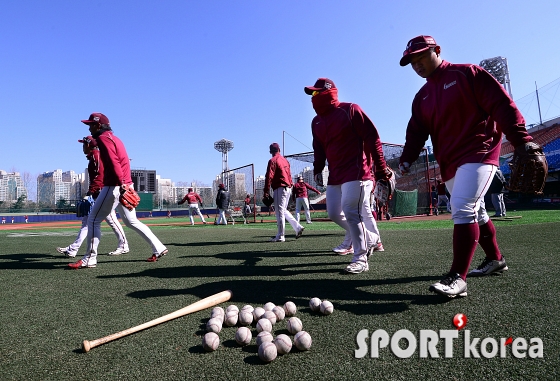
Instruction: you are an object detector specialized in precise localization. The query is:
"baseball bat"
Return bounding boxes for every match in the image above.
[201,202,211,219]
[82,290,232,352]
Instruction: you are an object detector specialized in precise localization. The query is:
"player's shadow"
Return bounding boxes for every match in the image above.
[122,277,441,316]
[0,253,68,270]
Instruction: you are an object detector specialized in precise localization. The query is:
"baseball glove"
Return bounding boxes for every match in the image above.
[373,168,396,206]
[508,142,548,195]
[119,185,141,211]
[76,197,93,217]
[262,194,274,207]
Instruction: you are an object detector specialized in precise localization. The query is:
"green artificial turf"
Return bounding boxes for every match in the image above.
[0,210,558,380]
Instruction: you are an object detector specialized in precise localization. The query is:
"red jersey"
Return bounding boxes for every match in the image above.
[400,60,531,182]
[436,183,447,196]
[180,192,202,204]
[293,181,320,199]
[86,149,104,197]
[264,153,293,191]
[95,130,133,186]
[311,93,387,185]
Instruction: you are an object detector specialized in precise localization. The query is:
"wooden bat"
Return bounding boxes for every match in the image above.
[82,290,232,352]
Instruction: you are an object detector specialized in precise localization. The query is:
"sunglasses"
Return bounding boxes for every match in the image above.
[311,90,321,97]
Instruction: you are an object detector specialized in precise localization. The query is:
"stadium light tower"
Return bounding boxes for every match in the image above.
[480,56,513,98]
[214,138,234,188]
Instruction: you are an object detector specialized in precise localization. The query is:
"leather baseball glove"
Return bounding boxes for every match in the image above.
[262,194,274,207]
[373,168,396,206]
[119,184,141,211]
[508,142,548,195]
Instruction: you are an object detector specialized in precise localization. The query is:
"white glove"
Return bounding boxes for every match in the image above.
[399,162,411,175]
[314,173,324,187]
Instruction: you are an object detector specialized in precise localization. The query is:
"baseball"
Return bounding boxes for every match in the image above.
[283,301,297,316]
[256,318,273,333]
[211,307,224,319]
[241,304,254,313]
[235,326,252,346]
[274,334,292,355]
[253,307,265,321]
[258,341,278,362]
[206,317,223,333]
[226,304,239,313]
[256,331,274,346]
[238,310,253,326]
[272,305,285,321]
[202,332,220,352]
[224,310,239,327]
[309,297,322,312]
[294,330,312,351]
[262,310,277,325]
[320,300,334,315]
[286,317,303,334]
[263,302,276,311]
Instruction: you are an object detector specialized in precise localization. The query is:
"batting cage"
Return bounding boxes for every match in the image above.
[382,144,432,216]
[285,152,327,217]
[221,164,256,223]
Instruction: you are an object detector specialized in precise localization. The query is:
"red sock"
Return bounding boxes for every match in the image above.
[450,223,479,280]
[478,220,502,261]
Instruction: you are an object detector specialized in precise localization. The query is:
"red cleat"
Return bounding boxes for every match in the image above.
[68,260,96,269]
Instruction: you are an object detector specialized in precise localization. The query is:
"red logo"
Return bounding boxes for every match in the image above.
[453,313,467,330]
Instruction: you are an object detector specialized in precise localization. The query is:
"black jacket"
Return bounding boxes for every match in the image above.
[216,188,230,209]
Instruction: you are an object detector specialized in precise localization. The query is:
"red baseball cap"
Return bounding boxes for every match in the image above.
[81,112,110,125]
[304,78,336,95]
[400,35,438,66]
[78,135,98,148]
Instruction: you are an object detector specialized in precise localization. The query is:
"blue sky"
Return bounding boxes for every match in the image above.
[1,1,559,193]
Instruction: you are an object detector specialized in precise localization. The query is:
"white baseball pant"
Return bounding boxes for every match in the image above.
[216,209,227,225]
[78,186,167,266]
[437,195,451,212]
[273,186,303,239]
[445,163,496,225]
[326,180,379,265]
[66,210,128,256]
[188,203,206,224]
[294,197,312,223]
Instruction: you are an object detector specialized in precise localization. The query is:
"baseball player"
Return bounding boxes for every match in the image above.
[215,183,230,225]
[293,175,321,224]
[305,78,390,273]
[264,143,305,242]
[398,35,535,296]
[57,136,129,257]
[178,188,207,225]
[436,179,451,213]
[489,169,507,217]
[243,194,252,216]
[68,113,168,268]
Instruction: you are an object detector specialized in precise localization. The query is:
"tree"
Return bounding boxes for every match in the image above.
[13,195,27,210]
[22,172,37,203]
[56,198,68,211]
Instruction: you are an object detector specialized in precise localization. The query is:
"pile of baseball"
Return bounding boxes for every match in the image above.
[201,297,334,363]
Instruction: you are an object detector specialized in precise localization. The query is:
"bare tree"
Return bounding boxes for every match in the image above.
[22,172,37,203]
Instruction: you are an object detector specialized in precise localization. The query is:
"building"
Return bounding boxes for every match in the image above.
[155,176,173,209]
[37,169,81,206]
[131,169,156,193]
[254,175,266,205]
[0,170,27,203]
